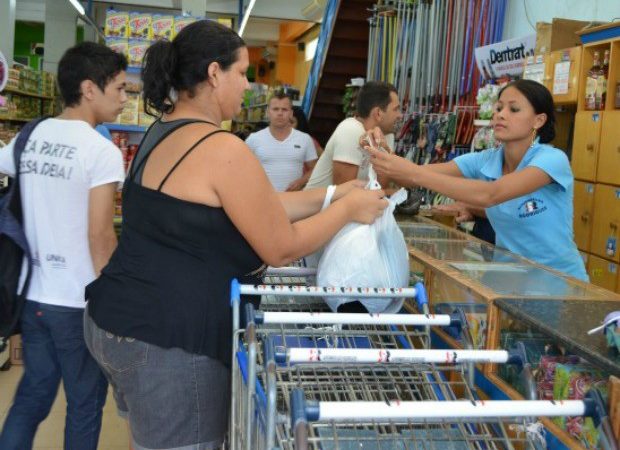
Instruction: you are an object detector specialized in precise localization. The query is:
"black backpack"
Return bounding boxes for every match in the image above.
[0,117,48,352]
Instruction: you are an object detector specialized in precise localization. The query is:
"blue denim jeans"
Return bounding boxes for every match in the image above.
[0,301,108,450]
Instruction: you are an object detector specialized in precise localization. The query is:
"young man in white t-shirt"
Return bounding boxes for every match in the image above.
[0,42,127,449]
[246,93,317,191]
[305,81,402,190]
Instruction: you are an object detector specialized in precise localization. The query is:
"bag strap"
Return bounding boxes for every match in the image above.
[8,116,49,219]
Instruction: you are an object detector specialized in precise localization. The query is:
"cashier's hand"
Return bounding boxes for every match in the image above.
[432,203,474,223]
[361,129,416,188]
[359,127,394,154]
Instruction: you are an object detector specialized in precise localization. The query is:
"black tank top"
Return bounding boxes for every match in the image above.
[86,119,264,366]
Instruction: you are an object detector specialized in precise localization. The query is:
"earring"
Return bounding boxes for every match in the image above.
[531,128,537,146]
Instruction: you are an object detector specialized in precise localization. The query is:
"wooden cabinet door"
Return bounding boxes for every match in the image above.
[587,254,618,292]
[549,47,582,104]
[573,181,595,252]
[571,111,602,182]
[591,183,620,262]
[596,110,620,185]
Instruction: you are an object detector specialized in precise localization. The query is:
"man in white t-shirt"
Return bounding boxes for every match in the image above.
[0,42,127,449]
[305,81,402,190]
[246,93,317,191]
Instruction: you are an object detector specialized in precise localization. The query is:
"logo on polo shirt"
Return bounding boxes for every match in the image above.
[518,197,547,218]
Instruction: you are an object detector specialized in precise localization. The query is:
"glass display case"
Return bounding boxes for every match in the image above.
[396,218,620,353]
[490,298,619,449]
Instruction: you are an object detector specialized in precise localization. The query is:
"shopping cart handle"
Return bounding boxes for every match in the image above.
[274,346,287,364]
[230,278,240,307]
[506,341,529,368]
[414,282,428,308]
[583,388,607,428]
[264,336,276,368]
[245,303,256,326]
[448,310,465,331]
[290,388,319,428]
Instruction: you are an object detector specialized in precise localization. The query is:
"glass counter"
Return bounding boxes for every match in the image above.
[490,298,619,449]
[449,262,613,300]
[399,222,467,241]
[408,238,522,264]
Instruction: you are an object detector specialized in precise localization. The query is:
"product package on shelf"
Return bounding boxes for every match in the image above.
[128,39,150,68]
[138,97,155,127]
[152,14,174,40]
[105,10,129,38]
[106,37,129,59]
[129,12,153,40]
[119,93,140,125]
[173,16,197,38]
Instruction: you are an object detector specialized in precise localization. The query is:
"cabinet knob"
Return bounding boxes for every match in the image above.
[586,144,594,151]
[611,222,619,230]
[581,213,589,222]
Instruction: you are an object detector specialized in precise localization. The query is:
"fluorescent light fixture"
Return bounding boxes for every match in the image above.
[68,0,85,16]
[238,0,257,37]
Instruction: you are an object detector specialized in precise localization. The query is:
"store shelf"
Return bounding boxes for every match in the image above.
[103,123,146,133]
[242,103,268,109]
[473,119,491,127]
[1,87,54,100]
[0,115,32,123]
[233,119,267,124]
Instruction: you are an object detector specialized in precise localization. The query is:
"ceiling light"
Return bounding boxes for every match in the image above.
[68,0,85,16]
[238,0,257,37]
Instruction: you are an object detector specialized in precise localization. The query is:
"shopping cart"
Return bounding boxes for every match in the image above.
[230,279,441,450]
[230,281,618,450]
[229,279,497,450]
[287,387,614,450]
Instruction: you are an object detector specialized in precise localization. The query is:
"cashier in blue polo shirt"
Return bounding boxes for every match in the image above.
[363,79,588,281]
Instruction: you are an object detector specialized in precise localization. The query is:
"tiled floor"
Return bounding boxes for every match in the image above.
[0,364,130,449]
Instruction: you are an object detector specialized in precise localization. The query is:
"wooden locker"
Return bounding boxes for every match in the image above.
[591,183,620,263]
[573,181,595,252]
[571,111,602,182]
[596,110,620,185]
[587,254,618,292]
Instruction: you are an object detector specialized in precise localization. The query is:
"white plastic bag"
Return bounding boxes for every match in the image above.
[317,173,410,313]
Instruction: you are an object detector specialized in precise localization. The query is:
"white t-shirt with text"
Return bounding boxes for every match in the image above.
[0,119,125,308]
[246,127,317,191]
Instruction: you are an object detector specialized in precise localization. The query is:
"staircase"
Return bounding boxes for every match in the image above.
[308,0,374,146]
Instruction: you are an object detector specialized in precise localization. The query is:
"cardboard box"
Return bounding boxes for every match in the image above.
[10,335,22,365]
[535,19,589,54]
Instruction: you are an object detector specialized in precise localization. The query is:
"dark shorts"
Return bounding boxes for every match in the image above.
[84,310,229,450]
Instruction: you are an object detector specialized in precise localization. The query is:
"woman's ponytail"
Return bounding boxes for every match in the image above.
[142,39,177,116]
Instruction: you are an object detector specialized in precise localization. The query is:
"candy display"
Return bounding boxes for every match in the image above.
[104,10,129,38]
[152,14,174,40]
[129,12,153,39]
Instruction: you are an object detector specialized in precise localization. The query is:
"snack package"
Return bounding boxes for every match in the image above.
[128,39,150,68]
[120,93,140,125]
[138,97,156,127]
[129,12,153,39]
[106,37,128,59]
[105,10,129,37]
[152,14,174,40]
[173,16,197,38]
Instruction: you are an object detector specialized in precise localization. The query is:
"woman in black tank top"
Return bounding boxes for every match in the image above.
[84,20,388,450]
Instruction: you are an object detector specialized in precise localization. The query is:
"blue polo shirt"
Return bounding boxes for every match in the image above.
[454,142,588,281]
